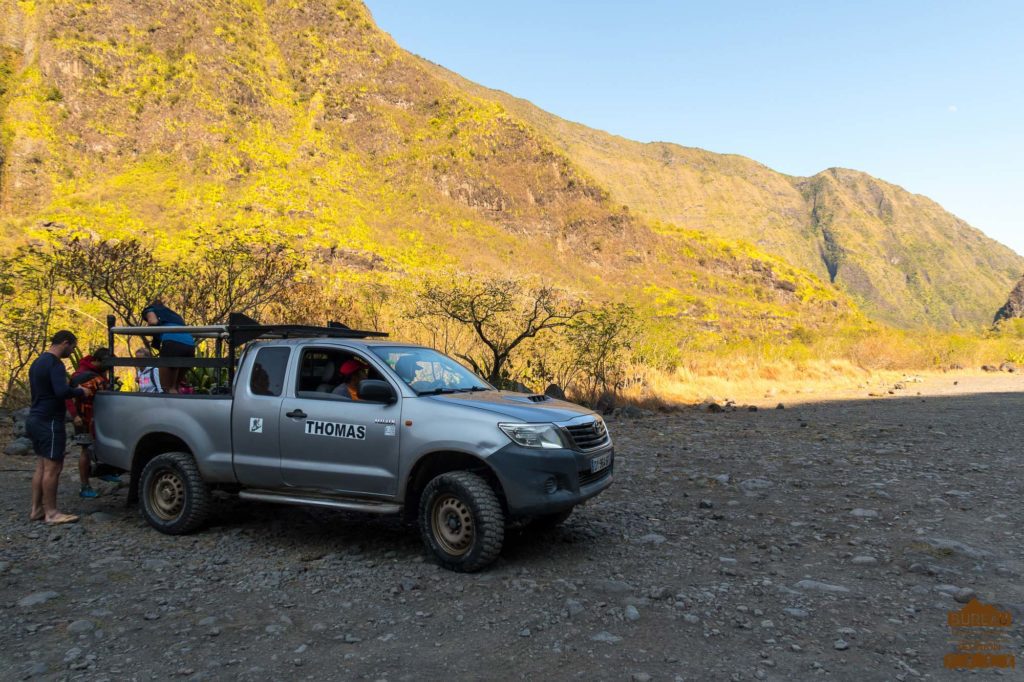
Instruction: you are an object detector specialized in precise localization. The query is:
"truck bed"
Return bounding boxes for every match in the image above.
[93,392,236,483]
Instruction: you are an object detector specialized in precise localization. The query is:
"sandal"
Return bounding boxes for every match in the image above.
[45,513,80,525]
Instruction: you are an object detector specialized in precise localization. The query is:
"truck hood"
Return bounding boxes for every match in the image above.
[425,390,594,423]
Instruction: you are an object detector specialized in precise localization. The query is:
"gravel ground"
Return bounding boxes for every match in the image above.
[1,374,1022,680]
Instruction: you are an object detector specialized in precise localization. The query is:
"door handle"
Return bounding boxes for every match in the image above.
[285,409,307,419]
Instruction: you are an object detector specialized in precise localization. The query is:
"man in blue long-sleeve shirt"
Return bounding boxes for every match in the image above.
[27,330,93,524]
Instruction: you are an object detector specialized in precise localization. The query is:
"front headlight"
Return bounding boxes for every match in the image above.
[498,423,566,449]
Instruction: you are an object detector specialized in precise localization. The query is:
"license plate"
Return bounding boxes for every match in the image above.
[590,452,611,473]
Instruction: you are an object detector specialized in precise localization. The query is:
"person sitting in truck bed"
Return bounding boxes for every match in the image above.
[141,300,195,394]
[332,358,370,400]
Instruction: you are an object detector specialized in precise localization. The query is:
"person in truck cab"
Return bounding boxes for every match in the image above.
[332,358,369,400]
[141,300,195,393]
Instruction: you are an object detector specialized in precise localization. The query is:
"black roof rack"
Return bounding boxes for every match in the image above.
[104,313,388,389]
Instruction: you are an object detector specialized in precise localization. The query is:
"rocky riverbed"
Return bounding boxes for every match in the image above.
[1,374,1022,680]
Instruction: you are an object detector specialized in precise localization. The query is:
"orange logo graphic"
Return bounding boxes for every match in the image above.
[944,599,1015,670]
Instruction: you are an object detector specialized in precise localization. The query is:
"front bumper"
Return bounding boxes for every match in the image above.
[486,442,614,516]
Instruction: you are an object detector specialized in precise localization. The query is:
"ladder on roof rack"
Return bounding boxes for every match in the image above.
[104,313,388,391]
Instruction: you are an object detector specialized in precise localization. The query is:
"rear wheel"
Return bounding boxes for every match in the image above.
[139,452,210,535]
[419,471,504,572]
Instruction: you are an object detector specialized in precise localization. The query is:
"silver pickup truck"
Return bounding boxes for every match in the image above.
[94,318,613,572]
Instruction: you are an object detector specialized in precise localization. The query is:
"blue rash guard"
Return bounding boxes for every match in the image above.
[142,304,195,350]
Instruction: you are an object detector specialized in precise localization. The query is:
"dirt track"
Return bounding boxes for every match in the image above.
[2,374,1022,680]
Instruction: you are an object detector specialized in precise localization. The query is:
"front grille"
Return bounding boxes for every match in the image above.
[564,419,610,451]
[578,466,611,488]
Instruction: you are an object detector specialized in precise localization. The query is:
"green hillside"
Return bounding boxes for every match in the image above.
[0,0,862,355]
[426,64,1024,329]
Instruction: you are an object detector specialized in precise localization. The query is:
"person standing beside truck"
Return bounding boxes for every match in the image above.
[141,300,195,394]
[66,348,122,498]
[26,330,92,525]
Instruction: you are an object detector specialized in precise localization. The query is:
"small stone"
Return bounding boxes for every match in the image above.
[850,556,878,566]
[632,674,652,682]
[683,614,700,624]
[144,611,161,621]
[776,403,786,410]
[849,508,879,518]
[783,608,809,619]
[264,624,283,635]
[590,631,622,643]
[637,533,666,545]
[625,605,640,621]
[795,580,849,594]
[954,588,976,604]
[18,591,60,607]
[88,512,116,523]
[23,661,48,677]
[518,628,531,637]
[834,639,849,651]
[565,599,584,618]
[718,557,737,565]
[699,499,714,509]
[739,478,773,493]
[67,619,94,634]
[198,616,216,627]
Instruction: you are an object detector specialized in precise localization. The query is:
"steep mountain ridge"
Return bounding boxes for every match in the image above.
[425,62,1024,328]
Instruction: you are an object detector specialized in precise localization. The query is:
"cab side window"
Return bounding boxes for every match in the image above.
[250,347,290,397]
[296,348,385,399]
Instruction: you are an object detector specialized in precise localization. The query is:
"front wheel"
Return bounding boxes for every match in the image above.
[419,471,504,572]
[139,452,211,535]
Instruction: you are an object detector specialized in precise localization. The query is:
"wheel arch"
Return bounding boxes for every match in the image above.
[403,450,507,520]
[128,432,193,505]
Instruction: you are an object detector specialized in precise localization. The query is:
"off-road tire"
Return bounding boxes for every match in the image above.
[139,452,211,535]
[419,471,504,572]
[528,507,573,531]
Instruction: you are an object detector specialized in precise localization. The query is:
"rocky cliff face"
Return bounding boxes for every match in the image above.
[425,63,1024,330]
[995,276,1024,324]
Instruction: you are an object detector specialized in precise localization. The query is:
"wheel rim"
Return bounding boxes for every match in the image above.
[148,470,185,521]
[431,494,474,556]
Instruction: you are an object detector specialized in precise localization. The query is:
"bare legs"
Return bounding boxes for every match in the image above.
[158,367,179,393]
[29,458,78,524]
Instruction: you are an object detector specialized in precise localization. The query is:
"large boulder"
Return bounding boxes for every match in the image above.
[995,276,1024,324]
[4,437,33,457]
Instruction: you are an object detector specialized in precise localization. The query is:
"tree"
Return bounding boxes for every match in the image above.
[173,229,304,325]
[0,247,59,405]
[52,235,171,327]
[417,274,584,386]
[563,303,640,404]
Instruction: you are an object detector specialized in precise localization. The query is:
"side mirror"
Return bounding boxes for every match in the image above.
[358,379,396,403]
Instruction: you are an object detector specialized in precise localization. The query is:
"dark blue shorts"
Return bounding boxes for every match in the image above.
[25,416,67,462]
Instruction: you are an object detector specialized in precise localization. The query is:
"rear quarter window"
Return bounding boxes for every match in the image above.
[250,347,290,397]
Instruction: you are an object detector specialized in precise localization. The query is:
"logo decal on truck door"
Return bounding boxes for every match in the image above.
[250,417,263,433]
[304,420,366,440]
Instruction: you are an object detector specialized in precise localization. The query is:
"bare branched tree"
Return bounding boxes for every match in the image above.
[173,233,303,325]
[417,274,584,386]
[51,236,171,327]
[0,247,59,405]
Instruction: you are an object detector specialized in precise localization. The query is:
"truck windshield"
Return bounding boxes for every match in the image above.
[369,347,492,395]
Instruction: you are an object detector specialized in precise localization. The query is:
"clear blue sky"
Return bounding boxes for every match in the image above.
[365,1,1024,257]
